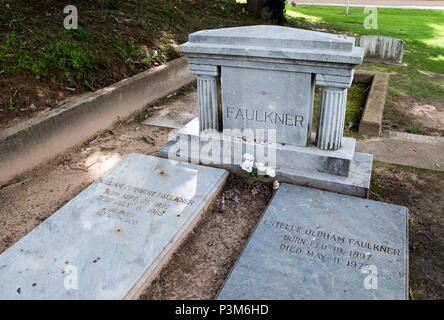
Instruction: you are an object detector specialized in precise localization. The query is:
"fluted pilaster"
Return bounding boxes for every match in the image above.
[197,75,220,131]
[316,87,347,150]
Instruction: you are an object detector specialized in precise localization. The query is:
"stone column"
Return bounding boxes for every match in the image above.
[316,87,347,150]
[197,76,219,131]
[189,64,220,132]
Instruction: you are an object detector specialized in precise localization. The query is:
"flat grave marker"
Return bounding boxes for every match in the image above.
[0,153,228,299]
[217,183,408,300]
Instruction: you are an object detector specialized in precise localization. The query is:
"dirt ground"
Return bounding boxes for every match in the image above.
[370,162,444,300]
[383,98,444,136]
[0,117,171,253]
[140,174,273,300]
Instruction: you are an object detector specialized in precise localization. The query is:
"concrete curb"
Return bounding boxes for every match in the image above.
[356,71,389,137]
[0,57,196,185]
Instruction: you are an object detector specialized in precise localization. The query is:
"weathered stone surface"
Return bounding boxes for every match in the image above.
[159,118,373,198]
[173,118,355,176]
[222,67,315,146]
[356,36,405,64]
[316,87,347,150]
[180,25,364,65]
[142,90,198,129]
[217,183,408,300]
[0,154,228,299]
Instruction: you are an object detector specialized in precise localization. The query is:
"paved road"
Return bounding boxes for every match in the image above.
[288,0,444,9]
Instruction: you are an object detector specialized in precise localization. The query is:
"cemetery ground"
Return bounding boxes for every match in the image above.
[1,1,443,136]
[0,85,443,299]
[0,1,443,300]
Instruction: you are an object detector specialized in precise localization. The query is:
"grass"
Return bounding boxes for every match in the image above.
[312,82,369,137]
[0,1,260,87]
[0,0,266,127]
[285,5,444,134]
[2,1,442,135]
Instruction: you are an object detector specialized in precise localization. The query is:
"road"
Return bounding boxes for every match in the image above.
[288,0,444,9]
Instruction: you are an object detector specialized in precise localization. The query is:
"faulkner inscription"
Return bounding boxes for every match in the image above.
[221,67,314,146]
[225,106,304,128]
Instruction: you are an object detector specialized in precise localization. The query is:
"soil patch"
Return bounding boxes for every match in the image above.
[370,162,444,300]
[383,98,444,136]
[139,174,273,300]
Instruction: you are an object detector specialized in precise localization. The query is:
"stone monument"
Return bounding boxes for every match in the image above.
[160,25,373,198]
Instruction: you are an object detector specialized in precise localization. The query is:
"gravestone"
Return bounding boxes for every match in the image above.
[356,36,405,64]
[159,25,374,198]
[217,183,409,300]
[0,154,228,299]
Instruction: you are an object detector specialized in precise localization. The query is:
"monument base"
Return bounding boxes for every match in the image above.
[159,118,373,198]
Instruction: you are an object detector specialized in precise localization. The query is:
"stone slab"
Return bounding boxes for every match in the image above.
[142,91,198,129]
[159,119,373,198]
[171,118,355,177]
[217,183,408,300]
[160,138,372,198]
[356,36,405,64]
[276,152,373,198]
[0,153,228,299]
[221,67,315,146]
[180,25,364,65]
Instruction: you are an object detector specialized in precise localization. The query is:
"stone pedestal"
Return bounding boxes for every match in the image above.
[159,118,373,198]
[162,25,373,197]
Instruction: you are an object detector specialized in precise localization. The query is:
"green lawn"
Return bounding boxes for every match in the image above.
[285,5,444,129]
[0,0,267,127]
[2,1,443,134]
